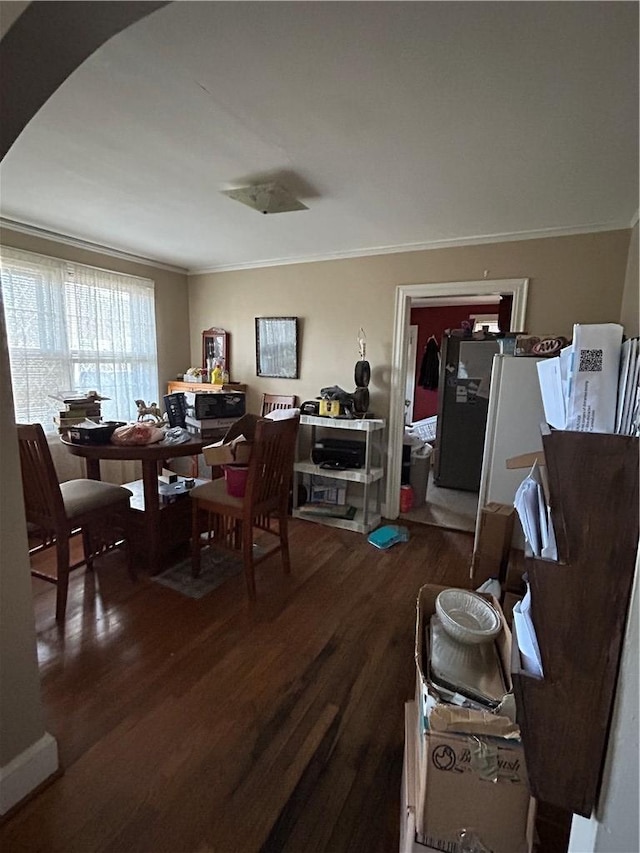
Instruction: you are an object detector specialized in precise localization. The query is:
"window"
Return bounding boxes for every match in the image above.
[470,313,501,333]
[0,247,158,430]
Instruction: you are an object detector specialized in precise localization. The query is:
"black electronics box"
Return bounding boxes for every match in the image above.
[311,438,365,470]
[193,392,245,420]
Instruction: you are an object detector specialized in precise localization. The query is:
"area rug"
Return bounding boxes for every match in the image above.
[152,547,249,599]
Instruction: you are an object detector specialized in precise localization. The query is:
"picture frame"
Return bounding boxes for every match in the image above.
[255,317,299,379]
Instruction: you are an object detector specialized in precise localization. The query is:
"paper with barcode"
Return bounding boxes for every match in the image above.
[566,323,623,433]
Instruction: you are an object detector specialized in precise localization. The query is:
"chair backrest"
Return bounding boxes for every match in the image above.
[260,394,297,417]
[244,415,300,515]
[16,423,67,532]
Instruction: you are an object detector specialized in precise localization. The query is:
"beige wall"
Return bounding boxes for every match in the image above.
[0,227,191,399]
[0,302,45,769]
[619,221,639,337]
[189,229,631,419]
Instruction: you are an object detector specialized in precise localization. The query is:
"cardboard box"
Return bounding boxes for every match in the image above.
[476,503,515,562]
[401,702,438,853]
[410,700,535,853]
[202,413,259,466]
[470,552,502,586]
[414,584,518,739]
[471,503,515,584]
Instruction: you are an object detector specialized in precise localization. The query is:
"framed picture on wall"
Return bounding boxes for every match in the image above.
[255,317,299,378]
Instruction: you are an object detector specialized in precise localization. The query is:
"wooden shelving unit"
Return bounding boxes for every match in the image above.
[511,428,639,817]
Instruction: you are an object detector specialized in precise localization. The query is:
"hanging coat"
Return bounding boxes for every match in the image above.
[419,337,440,390]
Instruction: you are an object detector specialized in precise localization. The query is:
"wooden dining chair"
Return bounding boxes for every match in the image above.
[190,414,300,599]
[17,423,135,622]
[260,393,297,417]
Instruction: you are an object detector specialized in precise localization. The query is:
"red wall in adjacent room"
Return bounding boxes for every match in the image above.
[410,302,503,421]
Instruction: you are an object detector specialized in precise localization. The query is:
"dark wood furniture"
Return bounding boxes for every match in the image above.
[60,435,210,572]
[167,380,246,395]
[511,428,639,817]
[260,393,297,416]
[190,415,300,599]
[19,424,135,620]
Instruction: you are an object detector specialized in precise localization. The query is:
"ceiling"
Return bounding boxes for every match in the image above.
[0,1,637,273]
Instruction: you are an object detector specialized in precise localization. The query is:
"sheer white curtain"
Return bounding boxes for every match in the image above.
[0,247,158,429]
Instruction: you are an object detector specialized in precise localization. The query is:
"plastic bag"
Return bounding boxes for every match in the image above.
[160,426,191,445]
[111,422,164,446]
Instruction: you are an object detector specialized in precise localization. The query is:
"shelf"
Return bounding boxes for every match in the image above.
[299,414,385,432]
[293,507,381,534]
[167,381,246,394]
[510,430,639,818]
[294,460,384,484]
[294,415,386,535]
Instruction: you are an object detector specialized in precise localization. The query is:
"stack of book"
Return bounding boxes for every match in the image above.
[51,393,105,432]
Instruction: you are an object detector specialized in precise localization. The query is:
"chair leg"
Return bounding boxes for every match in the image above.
[242,519,256,600]
[55,535,71,622]
[82,527,95,570]
[191,502,202,578]
[279,511,291,575]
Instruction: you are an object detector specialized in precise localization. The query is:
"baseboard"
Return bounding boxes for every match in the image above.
[0,732,59,815]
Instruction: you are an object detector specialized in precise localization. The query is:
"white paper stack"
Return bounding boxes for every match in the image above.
[513,461,558,561]
[536,323,628,435]
[615,337,640,436]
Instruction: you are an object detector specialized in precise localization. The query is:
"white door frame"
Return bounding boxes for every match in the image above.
[404,324,419,425]
[385,278,529,518]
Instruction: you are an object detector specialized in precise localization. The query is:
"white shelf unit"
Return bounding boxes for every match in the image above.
[293,414,385,534]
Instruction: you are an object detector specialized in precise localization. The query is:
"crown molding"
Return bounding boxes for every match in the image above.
[188,220,631,275]
[0,215,630,277]
[0,218,188,275]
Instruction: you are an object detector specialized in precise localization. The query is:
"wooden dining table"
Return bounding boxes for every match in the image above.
[60,435,210,572]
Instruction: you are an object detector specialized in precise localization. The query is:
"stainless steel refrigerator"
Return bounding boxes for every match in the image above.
[433,335,499,491]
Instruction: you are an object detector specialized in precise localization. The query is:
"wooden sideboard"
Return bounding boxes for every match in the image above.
[167,381,247,394]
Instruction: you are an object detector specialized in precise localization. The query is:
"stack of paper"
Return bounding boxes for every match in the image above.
[513,461,557,561]
[615,337,640,436]
[513,584,544,679]
[536,323,627,434]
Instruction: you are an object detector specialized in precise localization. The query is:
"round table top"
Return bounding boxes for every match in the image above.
[59,434,209,461]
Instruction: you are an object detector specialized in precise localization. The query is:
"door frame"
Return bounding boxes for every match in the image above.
[404,324,419,425]
[385,278,529,518]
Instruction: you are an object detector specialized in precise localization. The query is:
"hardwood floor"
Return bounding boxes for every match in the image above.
[2,520,569,853]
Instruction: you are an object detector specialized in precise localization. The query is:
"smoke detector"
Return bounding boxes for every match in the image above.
[221,182,308,214]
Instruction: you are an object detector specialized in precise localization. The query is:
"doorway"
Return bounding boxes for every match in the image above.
[385,279,528,529]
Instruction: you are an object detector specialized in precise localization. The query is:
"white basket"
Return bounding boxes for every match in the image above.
[408,416,437,443]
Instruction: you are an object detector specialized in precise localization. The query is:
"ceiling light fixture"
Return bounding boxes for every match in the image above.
[221,182,308,215]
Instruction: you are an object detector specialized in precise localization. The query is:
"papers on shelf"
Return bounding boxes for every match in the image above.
[615,337,640,436]
[536,324,630,435]
[566,323,623,433]
[513,583,544,679]
[513,460,558,561]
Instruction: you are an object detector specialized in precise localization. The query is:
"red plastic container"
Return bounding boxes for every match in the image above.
[224,465,249,498]
[399,484,414,513]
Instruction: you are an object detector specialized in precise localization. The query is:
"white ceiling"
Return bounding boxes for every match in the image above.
[1,1,637,273]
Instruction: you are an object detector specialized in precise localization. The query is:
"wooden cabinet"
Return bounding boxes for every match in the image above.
[292,414,385,534]
[511,429,639,817]
[167,381,246,395]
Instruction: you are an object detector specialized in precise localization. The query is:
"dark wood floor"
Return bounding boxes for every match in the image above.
[2,519,569,853]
